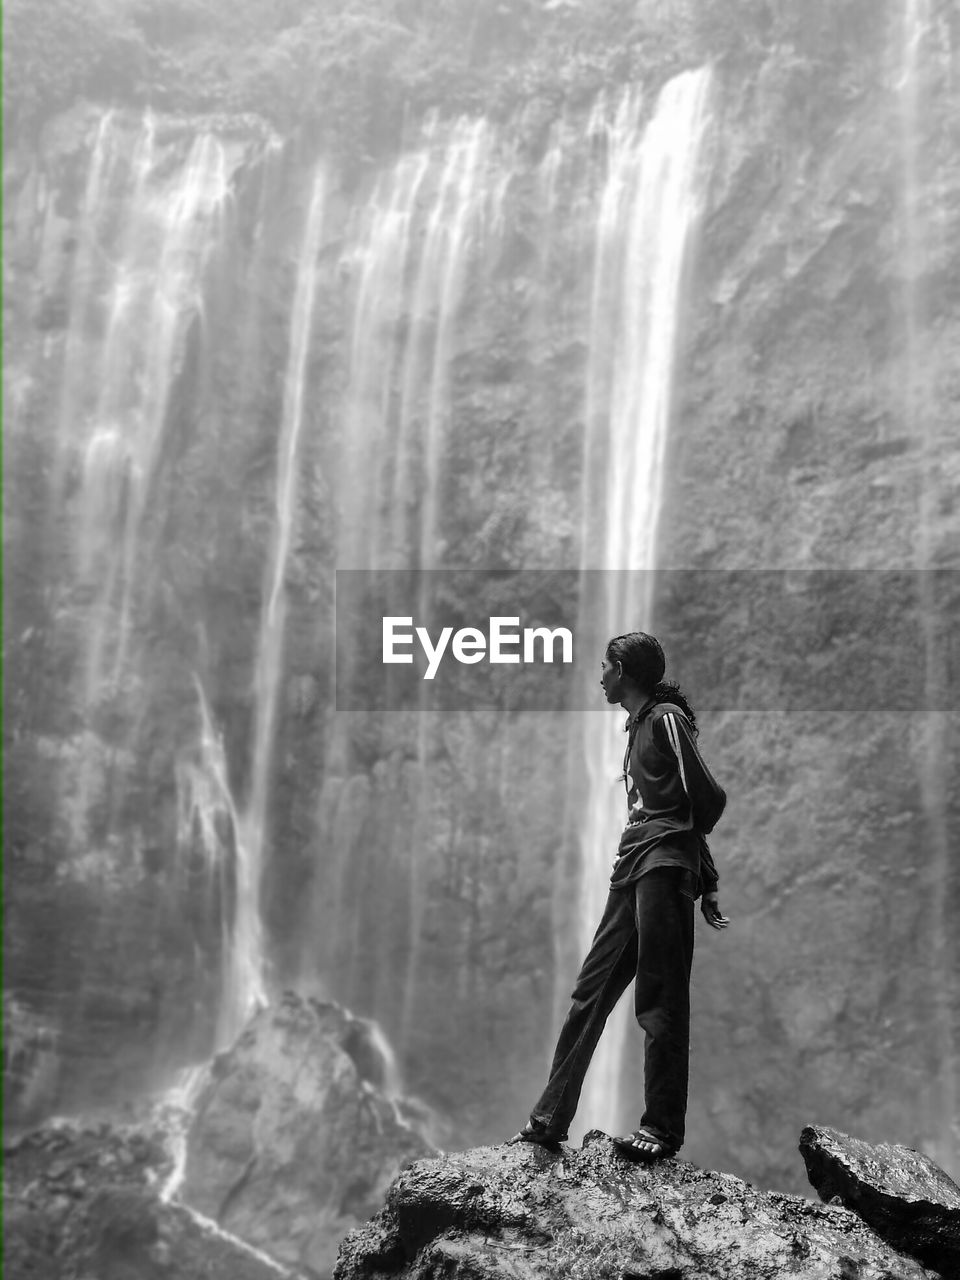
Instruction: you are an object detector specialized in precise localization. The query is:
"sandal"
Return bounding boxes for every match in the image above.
[507,1118,568,1151]
[612,1126,677,1164]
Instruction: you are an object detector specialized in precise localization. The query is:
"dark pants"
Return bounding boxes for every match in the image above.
[531,867,695,1149]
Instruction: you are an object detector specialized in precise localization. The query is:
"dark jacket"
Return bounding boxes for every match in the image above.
[610,699,726,897]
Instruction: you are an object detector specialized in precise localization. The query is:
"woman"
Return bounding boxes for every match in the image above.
[510,631,729,1162]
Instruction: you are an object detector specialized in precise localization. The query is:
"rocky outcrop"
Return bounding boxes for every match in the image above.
[801,1125,960,1277]
[180,993,435,1277]
[334,1131,941,1280]
[3,1121,299,1280]
[5,994,437,1280]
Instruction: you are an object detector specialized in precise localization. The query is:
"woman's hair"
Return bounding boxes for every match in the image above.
[605,631,698,734]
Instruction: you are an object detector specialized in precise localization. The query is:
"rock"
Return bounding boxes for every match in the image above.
[334,1131,940,1280]
[800,1125,960,1276]
[181,992,435,1277]
[3,1119,300,1280]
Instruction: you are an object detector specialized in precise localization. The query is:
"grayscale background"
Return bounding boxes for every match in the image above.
[4,0,958,1261]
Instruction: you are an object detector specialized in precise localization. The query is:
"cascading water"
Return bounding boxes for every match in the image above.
[152,165,330,1209]
[574,69,713,1140]
[53,116,233,850]
[21,87,723,1138]
[408,118,496,576]
[311,78,713,1125]
[896,0,958,1176]
[338,115,496,572]
[21,105,299,1087]
[176,681,265,1048]
[326,115,500,1052]
[339,149,431,572]
[223,167,329,1042]
[51,110,120,505]
[76,122,231,705]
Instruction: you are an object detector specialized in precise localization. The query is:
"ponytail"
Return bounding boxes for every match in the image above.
[650,679,698,736]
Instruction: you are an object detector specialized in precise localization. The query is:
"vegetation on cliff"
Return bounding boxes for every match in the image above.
[5,0,890,151]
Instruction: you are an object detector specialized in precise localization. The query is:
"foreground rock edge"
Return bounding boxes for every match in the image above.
[334,1129,944,1280]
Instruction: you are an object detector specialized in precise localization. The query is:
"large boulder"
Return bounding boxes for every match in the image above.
[800,1125,960,1277]
[334,1131,939,1280]
[180,992,435,1277]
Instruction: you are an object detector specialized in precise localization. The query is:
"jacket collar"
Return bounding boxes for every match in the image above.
[624,695,657,731]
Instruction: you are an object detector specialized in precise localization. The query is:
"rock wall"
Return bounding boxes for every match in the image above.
[4,2,959,1196]
[656,27,960,1186]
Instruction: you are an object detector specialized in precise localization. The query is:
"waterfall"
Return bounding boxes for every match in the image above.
[177,681,266,1048]
[9,12,960,1196]
[897,0,958,1176]
[325,116,499,1052]
[338,115,496,572]
[573,69,713,1140]
[37,108,288,1069]
[52,115,232,852]
[76,122,231,704]
[339,148,431,571]
[51,109,120,506]
[313,79,714,1123]
[224,167,328,1042]
[410,118,495,574]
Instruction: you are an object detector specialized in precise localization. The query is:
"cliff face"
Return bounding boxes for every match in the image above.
[656,24,960,1186]
[4,2,959,1195]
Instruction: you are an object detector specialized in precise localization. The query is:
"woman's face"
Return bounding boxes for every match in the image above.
[600,653,622,703]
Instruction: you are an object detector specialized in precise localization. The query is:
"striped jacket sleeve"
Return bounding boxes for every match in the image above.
[654,708,727,835]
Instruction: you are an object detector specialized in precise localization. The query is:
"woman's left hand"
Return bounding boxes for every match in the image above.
[701,892,730,930]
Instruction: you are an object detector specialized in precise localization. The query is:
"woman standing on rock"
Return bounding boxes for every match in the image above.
[510,631,728,1163]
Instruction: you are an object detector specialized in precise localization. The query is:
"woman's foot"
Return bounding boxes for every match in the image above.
[612,1126,677,1164]
[507,1118,568,1151]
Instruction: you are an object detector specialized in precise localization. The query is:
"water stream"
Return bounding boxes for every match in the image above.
[225,167,330,1040]
[177,681,265,1049]
[56,117,232,846]
[81,125,230,703]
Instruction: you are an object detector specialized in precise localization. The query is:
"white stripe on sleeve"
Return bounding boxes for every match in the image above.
[662,712,689,796]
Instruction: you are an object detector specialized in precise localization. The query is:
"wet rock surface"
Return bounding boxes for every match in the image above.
[800,1125,960,1277]
[3,1120,299,1280]
[334,1131,941,1280]
[181,992,435,1277]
